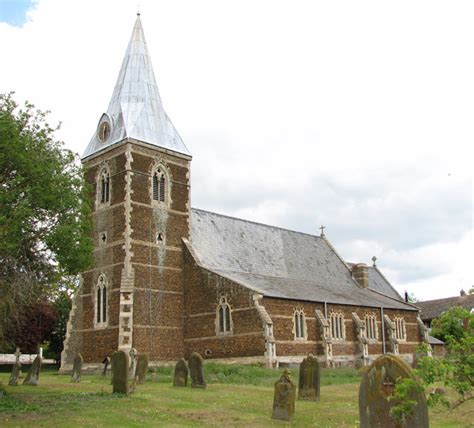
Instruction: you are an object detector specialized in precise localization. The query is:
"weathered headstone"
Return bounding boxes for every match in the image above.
[23,355,41,386]
[71,353,83,383]
[112,350,130,395]
[188,352,206,389]
[135,354,149,385]
[298,353,320,401]
[173,358,189,387]
[129,348,138,380]
[359,354,429,428]
[8,348,21,386]
[272,369,296,421]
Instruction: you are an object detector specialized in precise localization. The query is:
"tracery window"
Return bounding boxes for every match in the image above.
[294,310,306,340]
[365,313,378,340]
[330,311,345,340]
[95,274,108,327]
[98,166,110,205]
[217,296,232,334]
[152,166,167,204]
[394,316,406,341]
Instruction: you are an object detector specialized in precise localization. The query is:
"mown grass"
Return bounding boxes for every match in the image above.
[0,364,471,427]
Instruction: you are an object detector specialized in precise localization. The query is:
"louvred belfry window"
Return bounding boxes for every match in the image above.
[152,167,167,203]
[99,168,110,204]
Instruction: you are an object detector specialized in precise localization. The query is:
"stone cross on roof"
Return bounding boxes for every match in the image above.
[319,225,326,237]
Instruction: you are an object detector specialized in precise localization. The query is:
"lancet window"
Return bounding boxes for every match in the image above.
[365,313,378,340]
[98,166,110,205]
[294,310,306,340]
[394,316,406,341]
[152,166,167,204]
[96,274,108,327]
[330,311,345,340]
[217,297,232,334]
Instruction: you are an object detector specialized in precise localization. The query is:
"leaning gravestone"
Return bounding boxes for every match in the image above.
[71,353,83,383]
[298,353,320,401]
[112,351,130,395]
[23,355,41,386]
[188,352,206,388]
[135,354,149,385]
[173,358,189,387]
[272,368,296,421]
[9,348,21,386]
[359,354,429,428]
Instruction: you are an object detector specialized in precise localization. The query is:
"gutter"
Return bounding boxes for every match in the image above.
[381,307,386,354]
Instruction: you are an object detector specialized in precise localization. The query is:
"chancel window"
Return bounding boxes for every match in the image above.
[217,297,232,334]
[99,167,110,205]
[96,274,108,327]
[294,310,306,339]
[394,317,406,341]
[330,311,345,340]
[365,313,378,340]
[152,167,167,203]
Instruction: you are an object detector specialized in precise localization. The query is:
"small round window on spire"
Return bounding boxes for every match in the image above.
[98,121,111,142]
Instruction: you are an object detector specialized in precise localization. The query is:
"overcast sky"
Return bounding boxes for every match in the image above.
[1,0,472,300]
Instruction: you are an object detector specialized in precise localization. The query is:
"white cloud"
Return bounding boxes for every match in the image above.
[1,0,472,300]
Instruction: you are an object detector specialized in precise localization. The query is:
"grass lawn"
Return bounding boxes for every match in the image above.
[0,365,471,427]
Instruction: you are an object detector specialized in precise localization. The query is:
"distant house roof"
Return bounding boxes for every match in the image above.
[188,208,417,311]
[428,335,444,345]
[417,294,474,321]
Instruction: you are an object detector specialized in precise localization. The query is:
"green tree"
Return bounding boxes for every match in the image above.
[0,92,93,349]
[431,306,472,344]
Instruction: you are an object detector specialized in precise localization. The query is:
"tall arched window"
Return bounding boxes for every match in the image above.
[365,313,378,340]
[96,274,108,327]
[216,296,232,334]
[294,309,306,340]
[330,311,345,340]
[98,167,110,205]
[152,166,167,204]
[394,316,406,341]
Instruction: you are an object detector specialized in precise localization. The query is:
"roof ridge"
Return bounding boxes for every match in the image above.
[191,207,322,239]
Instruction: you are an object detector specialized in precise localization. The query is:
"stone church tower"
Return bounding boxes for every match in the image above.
[61,14,191,367]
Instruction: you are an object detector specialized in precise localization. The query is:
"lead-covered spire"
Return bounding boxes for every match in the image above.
[83,14,190,159]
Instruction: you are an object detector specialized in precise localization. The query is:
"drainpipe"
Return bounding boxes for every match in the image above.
[381,307,386,354]
[324,301,328,319]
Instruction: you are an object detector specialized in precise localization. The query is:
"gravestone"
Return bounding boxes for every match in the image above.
[8,348,21,386]
[173,358,189,387]
[298,353,320,401]
[112,351,130,395]
[71,353,83,383]
[129,348,138,380]
[272,369,296,421]
[135,354,149,385]
[188,352,206,388]
[23,355,41,386]
[359,354,429,428]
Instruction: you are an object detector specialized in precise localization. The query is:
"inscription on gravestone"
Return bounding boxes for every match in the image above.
[135,354,149,385]
[173,358,189,387]
[112,351,130,395]
[272,369,296,421]
[359,354,429,428]
[71,353,83,383]
[23,355,41,386]
[298,353,320,401]
[188,352,206,389]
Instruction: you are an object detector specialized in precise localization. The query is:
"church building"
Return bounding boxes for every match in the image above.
[61,15,428,371]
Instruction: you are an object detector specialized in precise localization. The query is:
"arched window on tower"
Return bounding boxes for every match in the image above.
[96,274,108,327]
[216,296,232,335]
[98,166,110,205]
[152,166,167,204]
